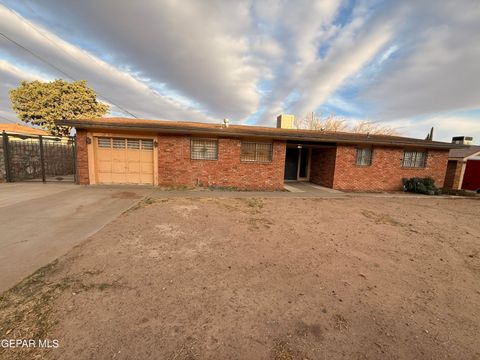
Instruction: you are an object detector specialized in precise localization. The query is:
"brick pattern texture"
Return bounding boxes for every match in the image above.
[157,135,286,190]
[443,160,463,189]
[75,130,450,192]
[75,130,89,185]
[309,147,336,188]
[331,145,449,191]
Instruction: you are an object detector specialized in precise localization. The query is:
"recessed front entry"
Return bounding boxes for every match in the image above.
[284,147,310,181]
[93,136,154,184]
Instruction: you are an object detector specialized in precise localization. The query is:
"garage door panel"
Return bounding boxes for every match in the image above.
[127,152,140,161]
[141,162,154,173]
[94,136,154,185]
[128,162,141,172]
[111,173,126,184]
[140,151,153,161]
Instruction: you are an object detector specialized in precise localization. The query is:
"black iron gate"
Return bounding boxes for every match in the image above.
[1,131,76,183]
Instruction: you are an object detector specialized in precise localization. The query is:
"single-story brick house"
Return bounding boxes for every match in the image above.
[57,116,457,191]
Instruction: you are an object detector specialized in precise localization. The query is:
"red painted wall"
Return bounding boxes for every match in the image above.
[461,160,480,191]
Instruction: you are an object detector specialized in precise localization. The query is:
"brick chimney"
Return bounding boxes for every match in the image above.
[276,114,295,129]
[452,136,473,145]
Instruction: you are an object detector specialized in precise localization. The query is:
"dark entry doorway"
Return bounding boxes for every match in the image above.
[284,146,310,181]
[284,148,298,180]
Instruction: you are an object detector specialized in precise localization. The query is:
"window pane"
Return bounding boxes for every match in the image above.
[191,139,218,160]
[403,151,426,168]
[112,138,126,149]
[403,151,413,167]
[141,139,153,150]
[414,152,425,167]
[256,143,273,162]
[356,148,372,165]
[98,137,111,148]
[240,142,256,161]
[127,139,140,149]
[241,142,273,162]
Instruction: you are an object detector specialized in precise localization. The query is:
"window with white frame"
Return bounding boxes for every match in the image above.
[190,138,218,160]
[241,142,273,162]
[356,147,372,166]
[402,150,426,168]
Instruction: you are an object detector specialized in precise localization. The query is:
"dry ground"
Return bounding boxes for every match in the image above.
[1,196,479,360]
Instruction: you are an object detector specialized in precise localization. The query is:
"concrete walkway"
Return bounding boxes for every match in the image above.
[0,184,152,293]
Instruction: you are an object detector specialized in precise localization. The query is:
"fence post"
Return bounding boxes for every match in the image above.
[73,135,77,184]
[2,131,11,182]
[39,135,46,183]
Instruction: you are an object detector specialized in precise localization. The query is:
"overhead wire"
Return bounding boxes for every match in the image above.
[0,7,139,118]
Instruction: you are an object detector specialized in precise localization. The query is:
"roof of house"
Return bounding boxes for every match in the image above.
[449,145,480,160]
[57,117,461,150]
[0,123,49,136]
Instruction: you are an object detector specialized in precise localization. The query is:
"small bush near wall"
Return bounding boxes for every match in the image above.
[402,177,439,195]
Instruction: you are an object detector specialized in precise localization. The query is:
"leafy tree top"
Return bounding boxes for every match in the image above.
[9,79,109,136]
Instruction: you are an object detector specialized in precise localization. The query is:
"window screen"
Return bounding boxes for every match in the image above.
[402,150,426,168]
[241,142,273,162]
[356,148,372,166]
[191,138,218,160]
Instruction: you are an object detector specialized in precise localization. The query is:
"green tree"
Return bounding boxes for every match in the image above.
[9,79,109,136]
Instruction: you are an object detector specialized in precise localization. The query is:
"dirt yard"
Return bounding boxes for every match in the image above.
[1,196,479,359]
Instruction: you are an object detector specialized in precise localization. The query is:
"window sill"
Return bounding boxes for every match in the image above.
[240,160,273,164]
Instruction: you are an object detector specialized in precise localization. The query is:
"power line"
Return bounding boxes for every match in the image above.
[0,13,139,118]
[0,115,17,123]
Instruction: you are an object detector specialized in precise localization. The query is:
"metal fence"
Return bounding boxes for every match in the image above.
[1,131,76,183]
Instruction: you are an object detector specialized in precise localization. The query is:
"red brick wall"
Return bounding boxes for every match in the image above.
[75,130,89,185]
[157,135,286,190]
[332,145,449,191]
[310,147,336,187]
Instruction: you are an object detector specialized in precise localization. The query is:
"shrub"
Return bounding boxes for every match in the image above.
[402,177,439,195]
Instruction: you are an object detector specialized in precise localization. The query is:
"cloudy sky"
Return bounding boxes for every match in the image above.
[0,0,479,142]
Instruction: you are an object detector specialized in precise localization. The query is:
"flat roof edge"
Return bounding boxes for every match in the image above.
[57,120,459,149]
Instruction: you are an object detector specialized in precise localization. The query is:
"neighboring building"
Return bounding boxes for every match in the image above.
[0,123,49,136]
[57,116,457,191]
[444,136,480,192]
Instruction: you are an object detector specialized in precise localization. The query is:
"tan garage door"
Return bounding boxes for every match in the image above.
[94,137,154,184]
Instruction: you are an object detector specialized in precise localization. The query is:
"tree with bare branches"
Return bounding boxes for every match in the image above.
[294,112,398,135]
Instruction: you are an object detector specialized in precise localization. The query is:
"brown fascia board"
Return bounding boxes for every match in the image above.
[57,119,459,150]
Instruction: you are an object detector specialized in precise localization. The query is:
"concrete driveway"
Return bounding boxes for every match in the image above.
[0,183,152,293]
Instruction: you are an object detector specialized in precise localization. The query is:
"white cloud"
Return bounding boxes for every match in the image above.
[0,0,478,140]
[291,18,393,116]
[0,60,50,121]
[3,0,261,119]
[383,113,480,143]
[361,0,480,120]
[0,4,215,122]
